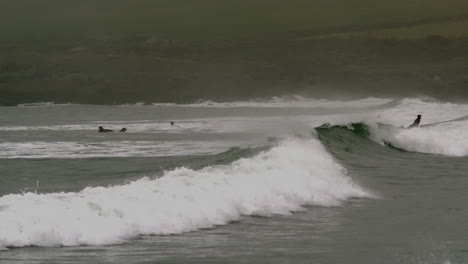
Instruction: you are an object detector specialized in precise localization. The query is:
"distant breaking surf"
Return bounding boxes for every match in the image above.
[151,96,392,108]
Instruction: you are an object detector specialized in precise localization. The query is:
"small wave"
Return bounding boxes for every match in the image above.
[118,102,149,106]
[0,140,232,159]
[150,103,178,107]
[0,137,371,249]
[152,96,392,108]
[17,102,73,107]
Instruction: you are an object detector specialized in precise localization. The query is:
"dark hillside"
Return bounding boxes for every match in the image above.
[1,0,467,105]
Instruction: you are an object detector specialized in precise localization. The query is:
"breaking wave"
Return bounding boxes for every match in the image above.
[0,137,371,249]
[318,119,468,157]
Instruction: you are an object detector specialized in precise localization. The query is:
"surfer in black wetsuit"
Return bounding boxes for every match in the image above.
[409,114,421,128]
[98,126,113,132]
[119,128,127,132]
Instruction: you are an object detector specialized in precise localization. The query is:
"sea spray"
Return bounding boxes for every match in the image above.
[0,137,371,249]
[368,121,468,157]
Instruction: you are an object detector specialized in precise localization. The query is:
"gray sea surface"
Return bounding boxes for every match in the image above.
[1,99,467,264]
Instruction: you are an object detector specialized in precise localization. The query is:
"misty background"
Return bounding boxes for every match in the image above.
[1,0,467,105]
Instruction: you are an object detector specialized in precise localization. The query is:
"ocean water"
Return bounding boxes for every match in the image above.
[1,97,467,264]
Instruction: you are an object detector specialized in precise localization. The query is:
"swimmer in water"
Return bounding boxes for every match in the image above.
[98,126,113,132]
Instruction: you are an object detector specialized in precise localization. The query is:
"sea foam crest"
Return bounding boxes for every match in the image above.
[17,102,73,107]
[370,121,468,157]
[0,138,370,249]
[154,96,391,108]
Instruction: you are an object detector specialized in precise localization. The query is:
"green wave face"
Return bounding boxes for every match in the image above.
[315,122,415,164]
[315,119,468,163]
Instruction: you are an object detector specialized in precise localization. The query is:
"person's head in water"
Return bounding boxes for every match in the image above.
[170,121,174,126]
[98,126,113,132]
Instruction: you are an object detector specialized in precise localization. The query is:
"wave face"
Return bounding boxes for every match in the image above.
[369,122,468,157]
[314,98,468,157]
[0,138,370,249]
[319,119,468,157]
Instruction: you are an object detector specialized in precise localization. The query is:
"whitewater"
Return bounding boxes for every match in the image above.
[0,138,369,248]
[1,97,467,264]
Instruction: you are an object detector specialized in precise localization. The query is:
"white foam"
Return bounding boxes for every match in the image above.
[0,140,230,159]
[369,121,468,157]
[0,138,371,248]
[17,102,73,107]
[356,98,468,156]
[153,96,392,108]
[375,98,468,126]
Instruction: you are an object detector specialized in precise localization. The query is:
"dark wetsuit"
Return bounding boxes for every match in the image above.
[409,116,421,128]
[98,126,113,132]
